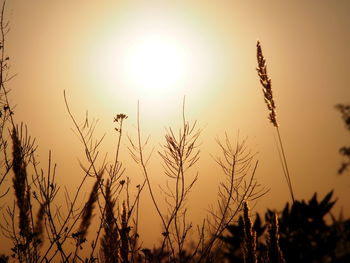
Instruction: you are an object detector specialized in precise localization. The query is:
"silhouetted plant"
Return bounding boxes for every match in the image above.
[0,0,16,200]
[335,104,350,174]
[0,254,8,263]
[197,133,268,262]
[4,1,350,262]
[256,41,295,203]
[241,202,257,263]
[266,191,338,263]
[100,180,119,263]
[265,213,285,263]
[220,213,265,263]
[222,191,350,263]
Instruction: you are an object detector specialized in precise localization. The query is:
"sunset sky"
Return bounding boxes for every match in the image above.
[4,0,350,247]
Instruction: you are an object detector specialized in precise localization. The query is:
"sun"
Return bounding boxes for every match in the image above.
[122,35,190,98]
[90,29,192,105]
[85,12,219,116]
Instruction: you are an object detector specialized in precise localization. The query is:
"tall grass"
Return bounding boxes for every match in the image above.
[266,213,285,263]
[0,1,316,262]
[256,41,295,203]
[2,88,266,262]
[241,202,257,263]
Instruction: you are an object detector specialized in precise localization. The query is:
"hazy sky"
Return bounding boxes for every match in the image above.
[4,0,350,247]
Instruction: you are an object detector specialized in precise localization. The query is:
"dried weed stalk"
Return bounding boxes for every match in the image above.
[256,41,295,203]
[241,202,257,263]
[266,213,285,263]
[198,133,267,261]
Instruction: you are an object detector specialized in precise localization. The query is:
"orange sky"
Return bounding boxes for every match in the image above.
[4,0,350,248]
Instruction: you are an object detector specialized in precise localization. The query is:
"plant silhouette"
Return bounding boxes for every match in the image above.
[1,1,350,262]
[335,104,350,174]
[222,191,350,263]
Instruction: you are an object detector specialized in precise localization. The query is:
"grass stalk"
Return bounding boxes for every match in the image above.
[267,213,285,263]
[256,40,295,203]
[275,127,295,202]
[241,202,257,263]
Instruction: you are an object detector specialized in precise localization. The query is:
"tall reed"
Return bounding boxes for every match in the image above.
[256,41,295,203]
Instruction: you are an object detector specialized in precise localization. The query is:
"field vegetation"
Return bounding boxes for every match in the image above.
[0,2,350,262]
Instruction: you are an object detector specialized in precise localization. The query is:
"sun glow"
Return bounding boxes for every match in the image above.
[86,10,219,116]
[122,36,190,97]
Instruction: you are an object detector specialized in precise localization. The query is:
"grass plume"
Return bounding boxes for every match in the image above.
[33,203,45,248]
[241,202,257,263]
[256,41,277,127]
[76,174,101,246]
[256,40,295,203]
[100,180,119,263]
[11,127,31,239]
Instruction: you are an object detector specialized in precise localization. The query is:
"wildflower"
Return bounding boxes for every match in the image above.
[114,113,128,123]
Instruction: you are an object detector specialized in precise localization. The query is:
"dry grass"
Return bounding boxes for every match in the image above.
[11,128,31,239]
[266,213,285,263]
[100,180,119,263]
[0,2,303,262]
[241,202,257,263]
[256,41,277,128]
[256,40,295,203]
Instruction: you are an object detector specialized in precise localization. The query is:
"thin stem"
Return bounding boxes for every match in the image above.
[276,126,295,203]
[136,102,166,228]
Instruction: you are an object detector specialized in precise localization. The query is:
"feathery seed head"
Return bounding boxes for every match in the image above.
[256,41,278,127]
